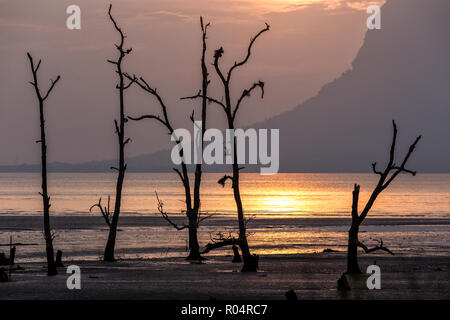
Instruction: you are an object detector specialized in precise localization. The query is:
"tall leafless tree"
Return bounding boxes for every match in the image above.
[27,53,61,275]
[125,17,211,261]
[185,23,270,272]
[346,120,421,274]
[91,4,135,262]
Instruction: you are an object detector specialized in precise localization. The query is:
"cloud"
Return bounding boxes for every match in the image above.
[135,10,193,23]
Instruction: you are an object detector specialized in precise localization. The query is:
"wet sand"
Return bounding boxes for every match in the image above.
[1,254,449,300]
[1,215,449,299]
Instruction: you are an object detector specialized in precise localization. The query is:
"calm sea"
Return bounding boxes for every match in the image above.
[0,173,448,218]
[1,173,448,261]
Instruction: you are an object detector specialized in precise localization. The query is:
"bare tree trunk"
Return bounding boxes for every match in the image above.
[103,5,133,262]
[126,17,211,262]
[187,17,211,261]
[104,163,125,262]
[347,184,362,274]
[345,121,421,274]
[230,135,254,270]
[188,23,269,271]
[209,24,269,271]
[347,226,361,274]
[41,99,57,275]
[27,53,60,276]
[232,244,242,263]
[186,214,201,260]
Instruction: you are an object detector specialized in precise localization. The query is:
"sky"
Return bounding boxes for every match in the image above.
[0,0,384,165]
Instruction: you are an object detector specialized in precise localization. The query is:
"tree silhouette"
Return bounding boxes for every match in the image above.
[185,23,270,272]
[91,4,135,262]
[346,120,421,274]
[27,52,60,276]
[125,17,211,261]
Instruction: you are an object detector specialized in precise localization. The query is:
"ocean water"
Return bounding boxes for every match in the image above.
[0,173,449,218]
[0,173,449,262]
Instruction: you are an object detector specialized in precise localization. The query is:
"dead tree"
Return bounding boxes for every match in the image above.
[125,17,211,261]
[184,23,270,272]
[27,53,60,276]
[91,4,135,262]
[346,120,421,274]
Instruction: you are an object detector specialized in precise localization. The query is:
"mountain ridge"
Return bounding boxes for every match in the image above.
[2,0,449,173]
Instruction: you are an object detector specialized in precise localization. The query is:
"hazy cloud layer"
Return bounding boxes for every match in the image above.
[0,0,375,165]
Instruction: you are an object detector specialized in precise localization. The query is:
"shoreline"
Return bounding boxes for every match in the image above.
[1,215,449,262]
[2,215,450,230]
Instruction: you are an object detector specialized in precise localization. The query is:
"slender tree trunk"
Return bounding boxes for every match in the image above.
[228,119,256,272]
[346,184,361,274]
[343,122,421,275]
[346,225,361,274]
[104,168,125,261]
[187,17,210,261]
[186,214,202,260]
[39,101,57,276]
[27,53,60,276]
[103,5,131,262]
[104,67,126,262]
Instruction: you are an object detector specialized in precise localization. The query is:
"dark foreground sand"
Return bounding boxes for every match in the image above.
[1,253,449,300]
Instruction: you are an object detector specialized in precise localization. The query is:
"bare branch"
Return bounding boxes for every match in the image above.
[123,75,137,90]
[114,119,120,135]
[34,59,42,73]
[371,162,383,176]
[197,212,214,226]
[127,114,167,128]
[123,73,173,133]
[213,47,227,87]
[387,120,398,170]
[233,81,264,120]
[200,231,237,254]
[358,121,421,224]
[155,191,188,231]
[181,90,226,111]
[357,240,394,255]
[218,175,233,187]
[27,53,61,102]
[173,168,185,184]
[200,16,210,33]
[42,76,61,101]
[391,166,417,176]
[382,134,422,190]
[200,239,234,254]
[90,196,112,227]
[108,4,129,56]
[227,23,270,82]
